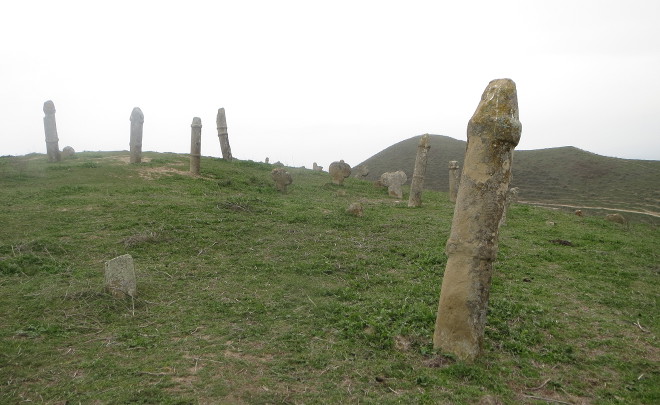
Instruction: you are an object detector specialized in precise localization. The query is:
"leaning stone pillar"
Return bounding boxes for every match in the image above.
[43,100,61,162]
[129,107,144,163]
[433,79,522,361]
[216,108,233,161]
[190,117,202,174]
[448,161,460,203]
[408,134,431,207]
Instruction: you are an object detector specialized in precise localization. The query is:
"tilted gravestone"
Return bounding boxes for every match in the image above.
[43,100,61,162]
[329,160,351,185]
[408,134,431,207]
[129,107,144,163]
[104,254,137,299]
[448,161,460,203]
[216,108,233,161]
[271,168,292,192]
[190,117,202,175]
[380,171,407,199]
[434,79,522,361]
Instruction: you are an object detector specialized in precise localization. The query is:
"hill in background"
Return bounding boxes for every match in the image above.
[357,135,660,223]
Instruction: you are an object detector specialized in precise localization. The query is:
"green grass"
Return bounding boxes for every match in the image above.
[0,152,658,404]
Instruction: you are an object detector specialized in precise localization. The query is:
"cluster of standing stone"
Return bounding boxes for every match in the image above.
[434,78,522,361]
[408,134,431,207]
[329,160,352,185]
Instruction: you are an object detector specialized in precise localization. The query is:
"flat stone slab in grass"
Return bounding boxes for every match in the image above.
[104,254,137,298]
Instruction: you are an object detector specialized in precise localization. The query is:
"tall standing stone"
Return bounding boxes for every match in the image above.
[448,161,460,203]
[43,100,61,162]
[499,187,519,227]
[329,160,351,185]
[129,107,144,163]
[104,254,137,299]
[190,117,202,175]
[408,134,431,207]
[433,79,522,360]
[216,108,233,161]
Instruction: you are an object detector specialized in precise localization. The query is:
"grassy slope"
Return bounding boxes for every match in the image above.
[0,152,658,404]
[357,135,660,224]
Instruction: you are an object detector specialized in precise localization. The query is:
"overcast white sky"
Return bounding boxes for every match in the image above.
[1,0,659,168]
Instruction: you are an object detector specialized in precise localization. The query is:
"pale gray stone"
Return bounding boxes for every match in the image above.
[129,107,144,164]
[43,100,61,162]
[61,146,75,158]
[216,108,233,161]
[499,187,519,227]
[329,160,351,185]
[408,134,431,207]
[380,171,407,199]
[271,168,292,192]
[346,202,364,217]
[448,161,460,203]
[190,117,202,175]
[104,254,137,298]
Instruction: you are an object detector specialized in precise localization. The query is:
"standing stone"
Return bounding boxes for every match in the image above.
[605,213,626,224]
[380,171,408,199]
[329,160,351,185]
[216,108,233,161]
[265,157,270,164]
[61,146,76,159]
[271,168,292,192]
[346,202,364,217]
[190,117,202,175]
[129,107,144,164]
[499,187,519,227]
[353,164,369,178]
[434,79,522,361]
[448,161,460,203]
[104,254,137,299]
[408,134,431,207]
[43,100,61,162]
[313,162,324,172]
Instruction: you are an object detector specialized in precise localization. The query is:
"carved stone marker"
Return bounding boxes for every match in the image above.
[104,254,137,299]
[216,108,233,161]
[434,79,522,361]
[448,161,460,203]
[43,100,61,162]
[129,107,144,163]
[271,168,292,192]
[190,117,202,175]
[408,134,431,207]
[313,162,324,172]
[499,187,519,227]
[353,165,369,178]
[380,171,407,199]
[329,160,351,185]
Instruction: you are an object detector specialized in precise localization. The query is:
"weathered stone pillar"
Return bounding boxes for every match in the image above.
[448,161,460,203]
[105,254,137,299]
[43,100,61,162]
[408,134,431,207]
[190,117,202,175]
[129,107,144,163]
[433,79,522,361]
[216,108,233,161]
[271,168,293,192]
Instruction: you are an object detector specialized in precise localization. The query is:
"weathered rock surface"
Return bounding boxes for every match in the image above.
[129,107,144,164]
[216,108,233,161]
[353,164,369,178]
[434,78,522,361]
[346,202,364,217]
[190,117,202,175]
[313,162,323,172]
[448,161,460,203]
[380,171,407,199]
[605,213,626,224]
[61,146,75,158]
[271,168,293,192]
[104,254,137,299]
[329,160,351,185]
[408,134,431,207]
[43,100,61,162]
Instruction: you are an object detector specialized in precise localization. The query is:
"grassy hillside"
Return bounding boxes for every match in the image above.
[0,152,658,404]
[357,135,660,224]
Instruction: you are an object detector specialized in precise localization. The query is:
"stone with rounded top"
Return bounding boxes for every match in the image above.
[104,254,137,299]
[380,170,407,199]
[271,168,293,192]
[43,100,61,162]
[329,160,351,185]
[434,79,522,361]
[190,117,202,174]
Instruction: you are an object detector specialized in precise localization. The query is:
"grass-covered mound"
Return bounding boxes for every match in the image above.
[0,152,657,403]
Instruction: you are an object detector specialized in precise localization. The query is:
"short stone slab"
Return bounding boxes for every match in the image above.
[104,254,137,298]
